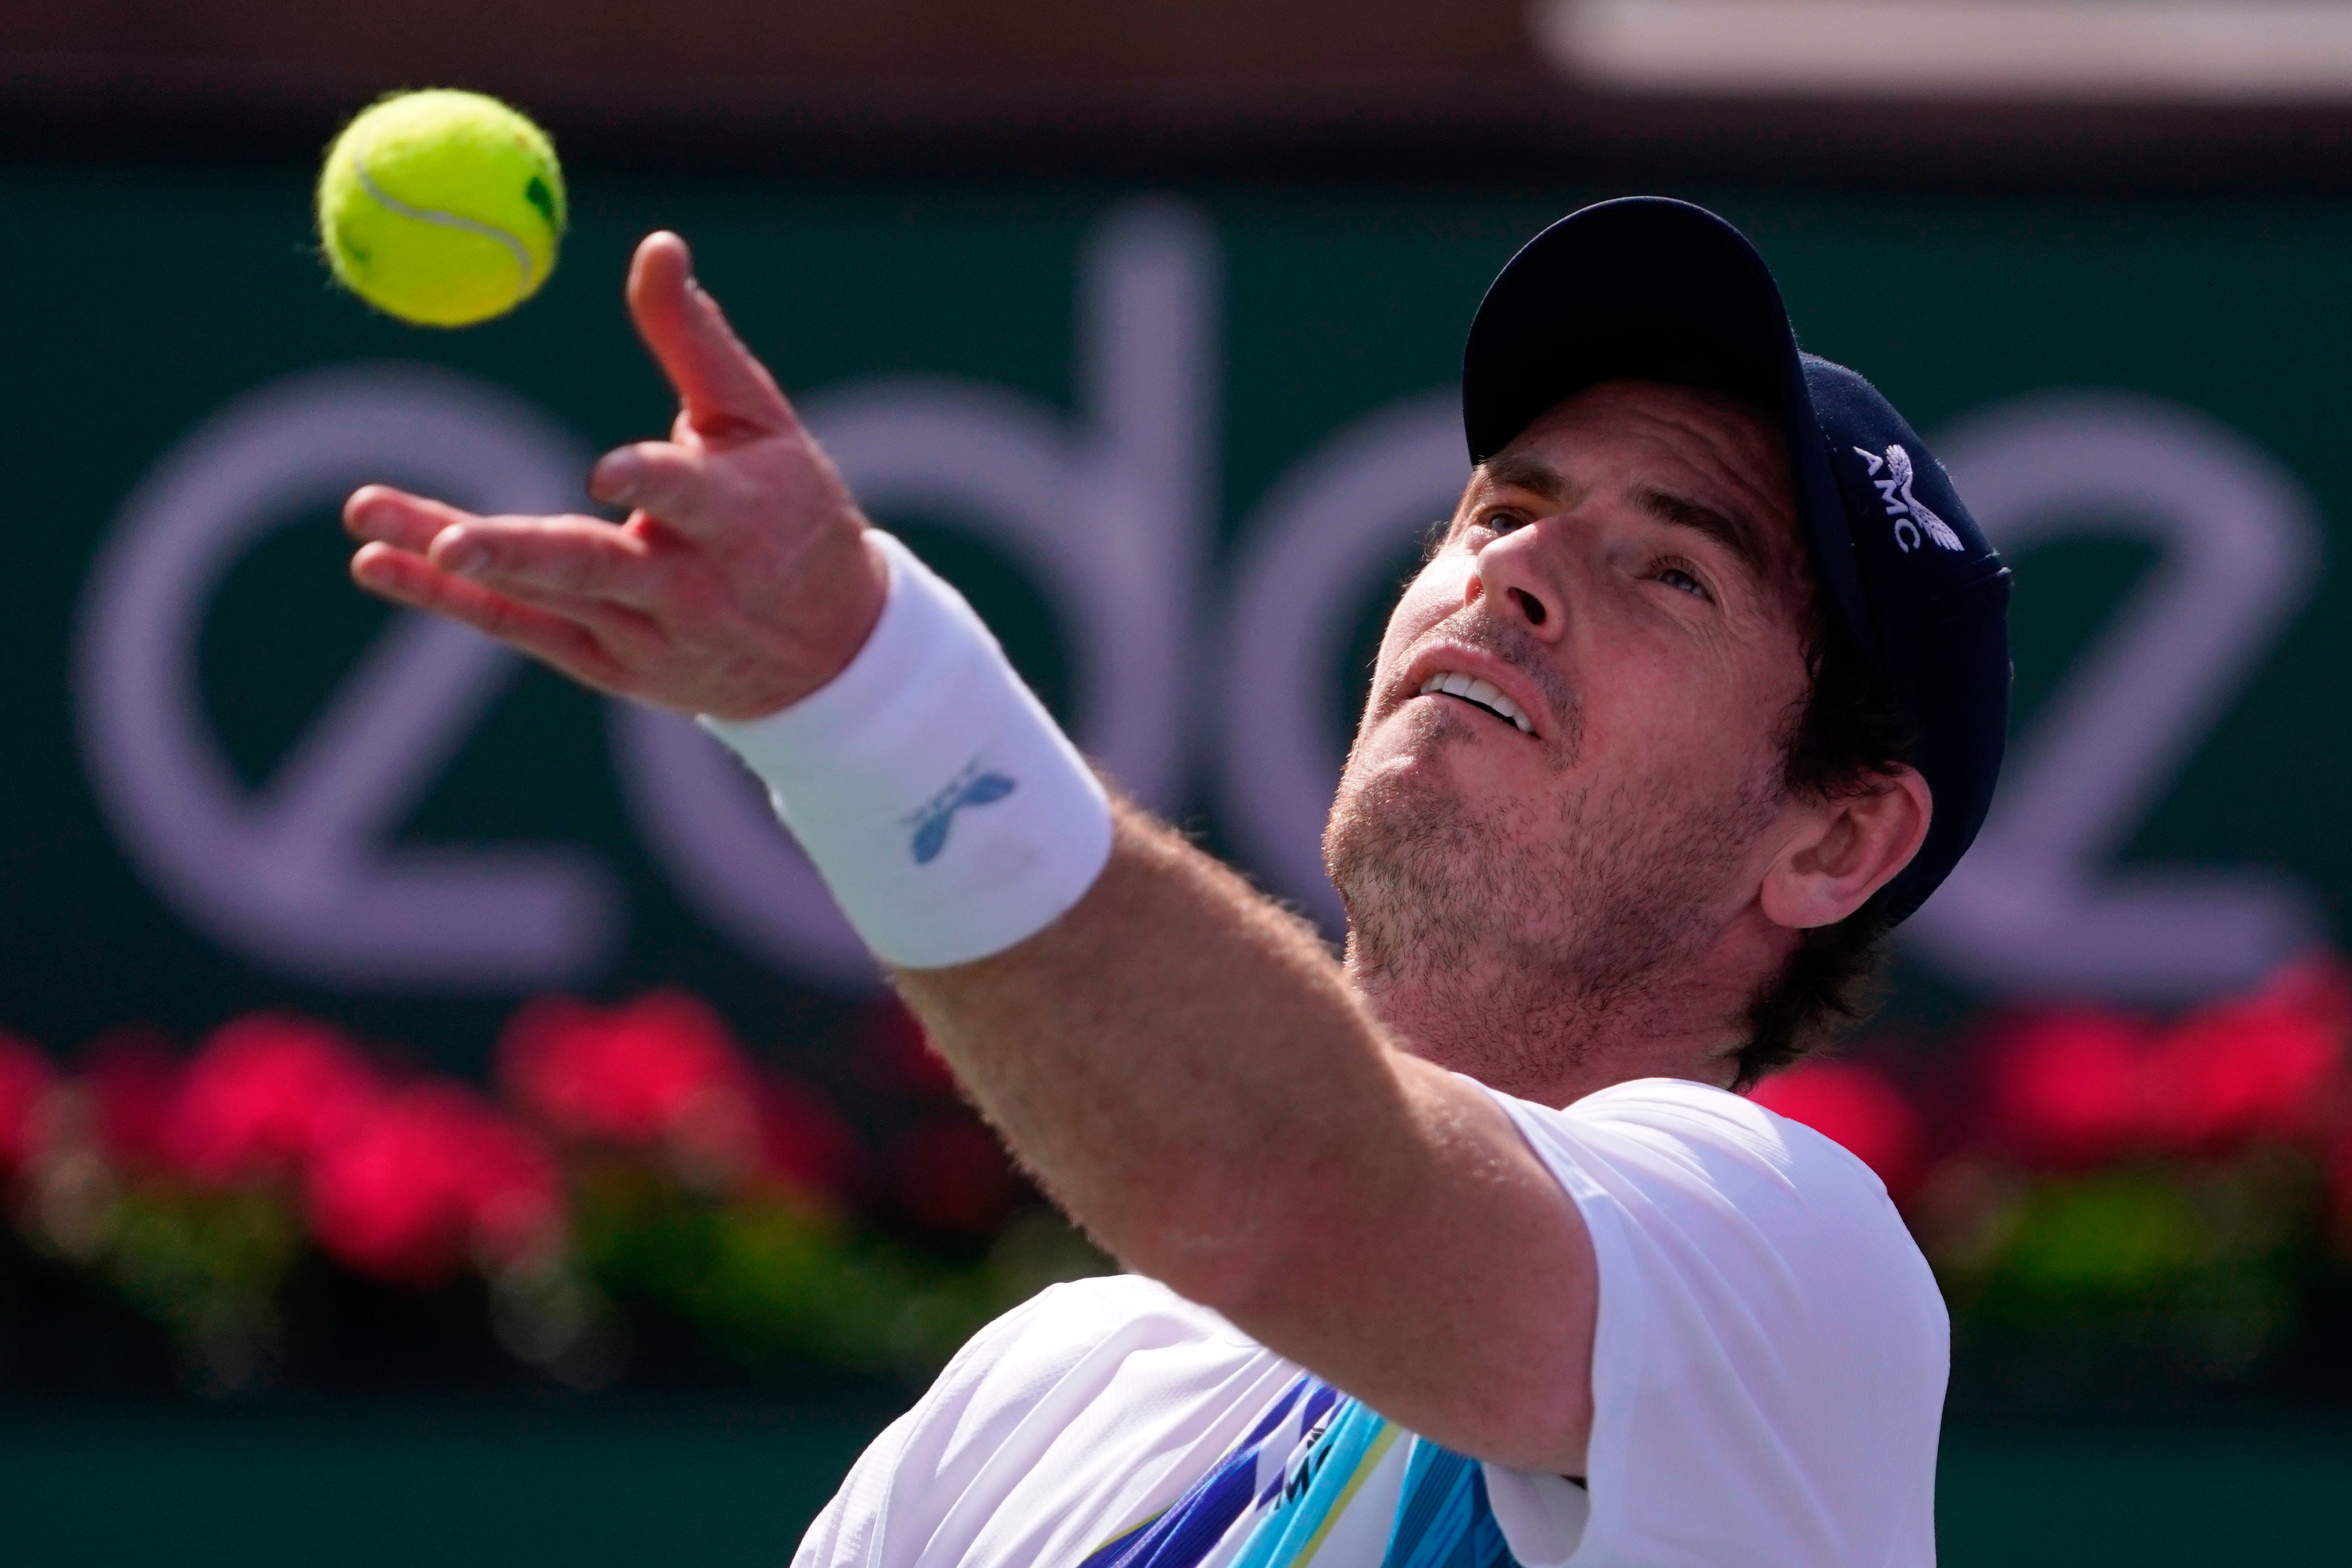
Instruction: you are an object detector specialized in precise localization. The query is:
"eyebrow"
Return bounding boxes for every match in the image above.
[1473,456,1774,583]
[1629,484,1769,581]
[1478,452,1574,504]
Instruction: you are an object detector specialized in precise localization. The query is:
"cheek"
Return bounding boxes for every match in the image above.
[1579,622,1800,787]
[1372,556,1471,677]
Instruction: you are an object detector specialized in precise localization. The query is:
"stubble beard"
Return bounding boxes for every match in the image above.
[1323,693,1785,1095]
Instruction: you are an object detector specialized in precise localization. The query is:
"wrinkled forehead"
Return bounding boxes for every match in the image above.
[1481,379,1811,603]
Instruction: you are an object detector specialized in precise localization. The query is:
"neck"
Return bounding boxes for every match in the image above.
[1341,917,1787,1107]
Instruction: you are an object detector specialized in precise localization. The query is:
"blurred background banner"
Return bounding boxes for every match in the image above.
[1543,1,2352,101]
[9,3,2352,1565]
[14,178,2349,1046]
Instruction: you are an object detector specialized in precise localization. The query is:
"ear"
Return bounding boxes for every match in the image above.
[1758,767,1932,931]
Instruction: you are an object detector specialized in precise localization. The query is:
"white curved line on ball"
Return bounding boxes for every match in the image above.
[353,158,535,287]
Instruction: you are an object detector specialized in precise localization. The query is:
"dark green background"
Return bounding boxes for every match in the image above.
[5,1402,2349,1566]
[6,162,2352,1567]
[6,167,2347,1077]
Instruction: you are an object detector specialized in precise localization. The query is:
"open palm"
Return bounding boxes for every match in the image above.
[344,231,888,721]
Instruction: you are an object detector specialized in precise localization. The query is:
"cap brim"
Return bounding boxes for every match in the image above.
[1461,197,1879,674]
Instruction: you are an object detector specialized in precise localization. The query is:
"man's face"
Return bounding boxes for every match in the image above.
[1324,379,1816,1078]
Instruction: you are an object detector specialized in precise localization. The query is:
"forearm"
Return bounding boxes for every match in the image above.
[891,795,1410,1303]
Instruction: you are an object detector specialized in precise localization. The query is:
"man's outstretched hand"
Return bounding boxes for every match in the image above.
[344,231,888,721]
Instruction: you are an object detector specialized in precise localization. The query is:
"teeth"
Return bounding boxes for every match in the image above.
[1416,670,1534,734]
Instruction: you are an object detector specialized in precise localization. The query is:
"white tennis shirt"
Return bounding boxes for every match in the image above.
[795,1077,1948,1568]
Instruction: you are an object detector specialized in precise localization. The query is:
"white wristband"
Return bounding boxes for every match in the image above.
[699,531,1114,970]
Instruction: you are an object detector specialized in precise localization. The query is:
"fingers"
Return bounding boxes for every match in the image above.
[427,514,663,604]
[351,485,664,604]
[587,441,732,534]
[350,544,630,691]
[345,484,477,554]
[626,232,798,442]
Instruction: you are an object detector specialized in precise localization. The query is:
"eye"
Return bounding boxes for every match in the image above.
[1477,506,1530,536]
[1655,560,1712,601]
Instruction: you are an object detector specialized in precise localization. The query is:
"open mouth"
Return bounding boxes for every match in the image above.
[1418,671,1534,734]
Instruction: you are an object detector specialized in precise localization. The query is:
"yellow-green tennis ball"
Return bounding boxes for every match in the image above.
[316,89,566,328]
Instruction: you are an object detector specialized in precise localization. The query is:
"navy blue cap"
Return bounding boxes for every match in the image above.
[1461,196,2011,924]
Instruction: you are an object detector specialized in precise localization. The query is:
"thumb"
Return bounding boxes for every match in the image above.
[626,231,797,440]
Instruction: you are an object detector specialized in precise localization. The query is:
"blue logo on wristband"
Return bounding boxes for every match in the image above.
[907,762,1019,865]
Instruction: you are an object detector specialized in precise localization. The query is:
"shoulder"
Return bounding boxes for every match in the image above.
[937,1272,1247,1400]
[807,1275,1238,1516]
[1471,1072,1945,1379]
[1470,1076,1946,1565]
[795,1273,1293,1568]
[1495,1074,1896,1221]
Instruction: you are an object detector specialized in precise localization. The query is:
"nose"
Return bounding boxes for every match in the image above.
[1468,526,1565,639]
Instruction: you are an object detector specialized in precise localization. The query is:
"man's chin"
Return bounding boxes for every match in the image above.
[1330,742,1469,850]
[1326,748,1496,961]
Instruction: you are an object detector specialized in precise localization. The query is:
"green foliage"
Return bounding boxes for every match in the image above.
[573,1163,1103,1379]
[1928,1149,2327,1386]
[99,1184,301,1390]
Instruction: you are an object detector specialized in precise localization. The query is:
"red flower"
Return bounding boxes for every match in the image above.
[1979,956,2352,1165]
[1982,1006,2153,1167]
[1751,1059,1924,1199]
[305,1083,563,1285]
[499,990,757,1149]
[166,1014,377,1185]
[888,1111,1025,1235]
[0,1032,55,1177]
[2142,989,2343,1153]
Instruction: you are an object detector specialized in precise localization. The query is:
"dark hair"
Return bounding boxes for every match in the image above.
[1734,603,1918,1091]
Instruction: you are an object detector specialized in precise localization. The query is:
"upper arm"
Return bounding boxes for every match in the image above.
[1208,1056,1600,1475]
[895,809,1602,1475]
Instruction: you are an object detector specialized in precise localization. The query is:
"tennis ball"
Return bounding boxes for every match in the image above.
[316,89,567,328]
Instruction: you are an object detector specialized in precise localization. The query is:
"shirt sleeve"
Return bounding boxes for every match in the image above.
[1469,1076,1948,1568]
